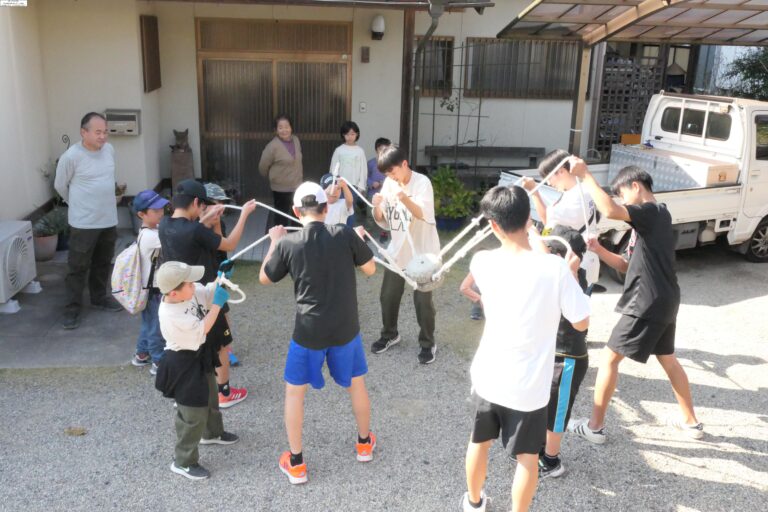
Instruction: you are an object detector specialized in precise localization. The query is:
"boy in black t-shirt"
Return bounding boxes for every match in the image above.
[159,179,257,408]
[567,162,703,443]
[259,181,377,485]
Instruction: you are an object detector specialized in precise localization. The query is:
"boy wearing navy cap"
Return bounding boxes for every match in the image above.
[130,189,170,373]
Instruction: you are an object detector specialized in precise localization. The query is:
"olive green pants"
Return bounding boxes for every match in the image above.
[174,372,224,467]
[380,268,436,348]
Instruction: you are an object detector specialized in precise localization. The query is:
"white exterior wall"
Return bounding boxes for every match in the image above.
[0,1,52,220]
[413,2,590,168]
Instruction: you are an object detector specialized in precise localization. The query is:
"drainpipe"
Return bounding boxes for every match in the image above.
[410,0,445,166]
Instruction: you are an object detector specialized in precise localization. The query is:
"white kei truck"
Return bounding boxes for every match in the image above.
[501,92,768,278]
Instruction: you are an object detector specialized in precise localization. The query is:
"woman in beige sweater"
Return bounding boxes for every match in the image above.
[259,115,303,224]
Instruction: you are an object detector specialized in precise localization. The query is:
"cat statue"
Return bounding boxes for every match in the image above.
[170,129,191,152]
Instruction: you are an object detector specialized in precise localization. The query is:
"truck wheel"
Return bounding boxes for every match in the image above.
[746,218,768,262]
[603,232,631,284]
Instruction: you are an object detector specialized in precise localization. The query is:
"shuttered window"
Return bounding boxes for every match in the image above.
[416,36,454,97]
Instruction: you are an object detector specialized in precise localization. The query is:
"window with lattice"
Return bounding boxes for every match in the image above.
[416,36,454,97]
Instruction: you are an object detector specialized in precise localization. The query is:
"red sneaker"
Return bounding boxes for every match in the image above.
[279,451,308,485]
[218,386,247,409]
[356,432,376,462]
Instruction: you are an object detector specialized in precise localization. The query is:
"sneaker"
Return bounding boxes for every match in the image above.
[567,418,606,445]
[470,302,484,321]
[150,363,159,376]
[61,310,80,330]
[417,345,436,365]
[355,432,377,462]
[371,335,401,354]
[278,451,308,485]
[170,462,210,480]
[668,417,704,439]
[90,296,123,312]
[538,456,565,479]
[131,353,151,367]
[460,491,489,512]
[218,386,247,409]
[200,431,239,445]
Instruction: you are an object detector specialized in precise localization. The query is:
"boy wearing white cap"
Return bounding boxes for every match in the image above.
[259,182,377,485]
[154,261,238,481]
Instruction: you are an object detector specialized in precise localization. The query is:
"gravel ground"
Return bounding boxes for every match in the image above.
[0,242,766,512]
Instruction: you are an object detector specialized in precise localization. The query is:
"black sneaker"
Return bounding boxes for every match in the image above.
[538,456,565,479]
[170,462,210,480]
[61,310,80,330]
[200,431,239,445]
[371,335,401,354]
[91,296,123,312]
[470,302,484,321]
[417,346,436,364]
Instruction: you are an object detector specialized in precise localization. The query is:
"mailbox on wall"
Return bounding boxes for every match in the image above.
[105,109,141,136]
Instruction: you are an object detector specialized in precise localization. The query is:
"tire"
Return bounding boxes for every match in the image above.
[603,231,631,285]
[745,218,768,262]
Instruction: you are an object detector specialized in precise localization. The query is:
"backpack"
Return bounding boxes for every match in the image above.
[111,228,159,314]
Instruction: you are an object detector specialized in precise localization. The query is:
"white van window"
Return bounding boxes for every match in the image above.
[660,107,731,141]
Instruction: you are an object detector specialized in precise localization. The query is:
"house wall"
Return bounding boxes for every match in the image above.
[413,2,592,168]
[152,2,404,179]
[0,1,52,221]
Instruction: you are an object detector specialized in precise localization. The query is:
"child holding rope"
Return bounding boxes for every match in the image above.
[259,182,377,485]
[567,161,704,442]
[461,186,589,512]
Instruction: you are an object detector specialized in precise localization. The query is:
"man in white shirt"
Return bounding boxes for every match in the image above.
[460,185,590,512]
[54,112,121,329]
[371,145,441,364]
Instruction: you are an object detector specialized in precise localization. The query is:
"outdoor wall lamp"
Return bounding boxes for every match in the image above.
[371,14,385,40]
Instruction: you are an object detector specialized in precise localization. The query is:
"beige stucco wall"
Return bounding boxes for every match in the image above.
[0,1,52,221]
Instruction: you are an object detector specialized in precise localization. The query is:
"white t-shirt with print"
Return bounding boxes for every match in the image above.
[375,171,441,269]
[159,283,215,352]
[325,199,354,226]
[469,249,590,411]
[546,187,600,285]
[137,227,161,289]
[330,144,368,192]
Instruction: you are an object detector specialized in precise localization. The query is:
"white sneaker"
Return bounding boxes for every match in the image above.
[668,417,704,439]
[461,491,489,512]
[567,417,607,445]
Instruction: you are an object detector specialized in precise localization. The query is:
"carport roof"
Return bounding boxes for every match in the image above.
[497,0,768,46]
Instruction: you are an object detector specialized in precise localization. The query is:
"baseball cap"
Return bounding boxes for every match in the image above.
[156,261,205,295]
[204,183,231,202]
[176,179,213,204]
[319,173,335,189]
[133,190,169,212]
[293,181,328,208]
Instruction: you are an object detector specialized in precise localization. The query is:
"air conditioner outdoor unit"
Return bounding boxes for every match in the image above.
[0,221,38,308]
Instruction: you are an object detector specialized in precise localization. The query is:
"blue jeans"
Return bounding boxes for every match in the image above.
[135,293,165,363]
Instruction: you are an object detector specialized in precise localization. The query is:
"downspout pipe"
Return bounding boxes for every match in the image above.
[410,0,445,166]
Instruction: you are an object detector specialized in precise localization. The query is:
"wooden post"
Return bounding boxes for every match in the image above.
[569,44,592,156]
[399,10,415,156]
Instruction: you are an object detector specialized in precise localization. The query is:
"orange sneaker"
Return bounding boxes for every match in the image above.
[356,432,376,462]
[279,451,308,485]
[218,386,247,409]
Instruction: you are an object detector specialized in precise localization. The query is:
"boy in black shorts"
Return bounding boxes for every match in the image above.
[540,226,590,479]
[259,182,377,485]
[461,186,590,512]
[568,162,703,443]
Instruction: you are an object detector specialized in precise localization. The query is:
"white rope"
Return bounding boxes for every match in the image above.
[575,176,592,240]
[223,202,301,225]
[229,226,303,262]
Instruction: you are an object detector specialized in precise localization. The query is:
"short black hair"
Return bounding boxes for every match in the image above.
[171,194,196,210]
[374,137,391,151]
[340,121,360,141]
[80,112,106,130]
[538,149,571,179]
[273,114,293,131]
[545,225,586,260]
[376,144,407,174]
[480,186,530,234]
[296,203,327,216]
[611,165,653,195]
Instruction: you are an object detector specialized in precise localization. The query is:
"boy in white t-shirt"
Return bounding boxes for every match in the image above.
[371,145,441,364]
[320,173,354,226]
[522,149,600,286]
[461,186,590,512]
[130,190,169,375]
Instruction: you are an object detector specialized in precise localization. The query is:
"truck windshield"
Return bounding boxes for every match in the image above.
[661,107,731,141]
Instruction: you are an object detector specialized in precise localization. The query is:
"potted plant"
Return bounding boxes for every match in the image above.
[430,165,476,231]
[33,207,69,261]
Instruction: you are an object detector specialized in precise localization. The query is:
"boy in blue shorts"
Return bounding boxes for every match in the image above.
[259,181,377,485]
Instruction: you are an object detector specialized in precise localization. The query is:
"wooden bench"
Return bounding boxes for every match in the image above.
[424,145,546,169]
